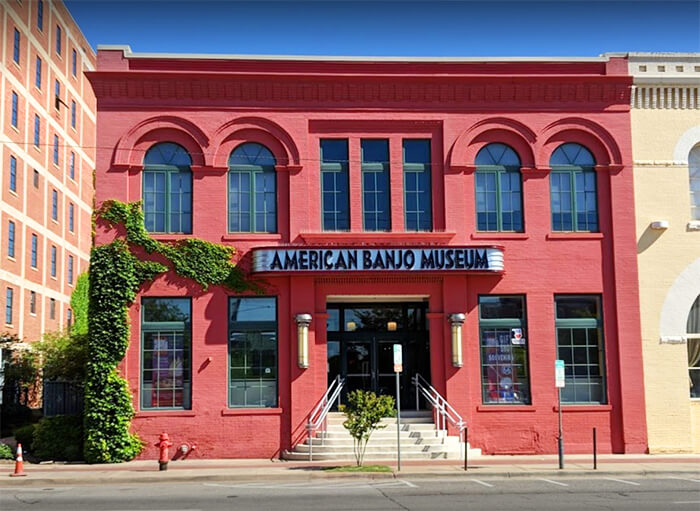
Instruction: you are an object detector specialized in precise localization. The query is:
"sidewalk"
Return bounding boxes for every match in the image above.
[1,454,699,487]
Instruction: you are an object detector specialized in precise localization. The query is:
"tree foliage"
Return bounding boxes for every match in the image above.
[33,331,87,381]
[342,390,396,467]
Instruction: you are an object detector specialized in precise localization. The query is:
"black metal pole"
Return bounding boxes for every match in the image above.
[464,427,468,471]
[593,427,597,470]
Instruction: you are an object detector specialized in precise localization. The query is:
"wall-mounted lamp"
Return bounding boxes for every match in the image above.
[650,220,669,230]
[448,313,466,368]
[387,321,398,332]
[295,313,312,369]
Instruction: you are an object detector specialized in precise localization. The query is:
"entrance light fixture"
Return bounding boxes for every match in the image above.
[295,313,312,369]
[449,313,466,368]
[387,321,398,331]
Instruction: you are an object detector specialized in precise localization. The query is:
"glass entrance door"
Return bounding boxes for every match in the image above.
[327,302,430,409]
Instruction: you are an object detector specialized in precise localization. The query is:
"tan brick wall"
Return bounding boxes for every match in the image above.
[632,107,700,453]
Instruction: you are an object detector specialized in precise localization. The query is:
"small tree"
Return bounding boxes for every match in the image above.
[342,390,395,467]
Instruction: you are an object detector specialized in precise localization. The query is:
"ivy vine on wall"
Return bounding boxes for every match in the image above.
[84,200,254,463]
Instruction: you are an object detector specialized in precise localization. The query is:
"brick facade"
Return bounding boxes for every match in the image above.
[1,0,95,340]
[90,47,647,458]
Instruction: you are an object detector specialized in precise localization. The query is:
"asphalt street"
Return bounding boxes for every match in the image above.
[1,475,699,511]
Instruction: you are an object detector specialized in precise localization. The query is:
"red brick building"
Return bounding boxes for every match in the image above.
[89,46,647,458]
[2,0,95,342]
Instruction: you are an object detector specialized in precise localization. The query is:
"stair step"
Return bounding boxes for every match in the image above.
[307,437,460,447]
[282,448,481,461]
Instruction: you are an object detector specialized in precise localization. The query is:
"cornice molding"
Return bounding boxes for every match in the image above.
[89,75,631,107]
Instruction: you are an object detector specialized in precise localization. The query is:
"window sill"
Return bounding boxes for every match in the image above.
[221,407,283,416]
[221,233,283,242]
[552,404,612,412]
[136,410,196,418]
[477,405,536,412]
[546,233,604,240]
[299,231,457,244]
[471,233,529,240]
[150,234,196,242]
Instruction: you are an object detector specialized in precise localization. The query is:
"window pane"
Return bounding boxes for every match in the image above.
[362,140,390,231]
[229,297,277,408]
[141,298,191,410]
[480,325,530,405]
[556,296,600,319]
[555,295,605,404]
[479,296,524,319]
[403,140,432,231]
[143,298,190,322]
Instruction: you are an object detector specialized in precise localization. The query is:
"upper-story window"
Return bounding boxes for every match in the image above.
[35,57,42,89]
[403,139,432,231]
[688,295,700,398]
[361,139,390,231]
[34,115,40,146]
[228,142,276,233]
[321,139,349,231]
[56,25,62,56]
[475,143,523,232]
[11,92,18,128]
[72,49,77,77]
[689,144,700,221]
[13,29,20,64]
[37,0,43,30]
[550,143,598,232]
[143,142,192,234]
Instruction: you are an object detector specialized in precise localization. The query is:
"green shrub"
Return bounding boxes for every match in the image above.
[32,416,84,461]
[342,390,396,467]
[0,443,14,460]
[13,424,35,450]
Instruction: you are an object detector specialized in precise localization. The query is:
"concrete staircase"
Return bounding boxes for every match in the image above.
[282,411,481,461]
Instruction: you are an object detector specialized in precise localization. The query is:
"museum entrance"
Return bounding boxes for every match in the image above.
[326,302,430,409]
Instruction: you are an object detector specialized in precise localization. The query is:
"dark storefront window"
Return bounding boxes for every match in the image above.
[475,143,523,232]
[141,298,191,410]
[361,139,390,231]
[479,295,530,404]
[403,139,432,231]
[229,297,278,407]
[321,139,349,231]
[143,143,192,234]
[555,295,606,403]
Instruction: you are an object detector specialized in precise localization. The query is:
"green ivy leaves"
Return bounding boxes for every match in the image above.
[85,200,255,463]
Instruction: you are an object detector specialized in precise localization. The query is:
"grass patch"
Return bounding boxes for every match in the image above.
[323,465,392,473]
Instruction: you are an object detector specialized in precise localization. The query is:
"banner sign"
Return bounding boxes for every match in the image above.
[252,247,504,273]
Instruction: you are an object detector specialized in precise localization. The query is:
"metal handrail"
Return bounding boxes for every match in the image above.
[306,375,345,461]
[412,373,466,443]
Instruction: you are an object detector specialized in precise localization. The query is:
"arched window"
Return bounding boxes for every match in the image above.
[688,295,700,398]
[143,142,192,234]
[550,143,598,232]
[228,143,277,233]
[475,143,523,232]
[689,144,700,220]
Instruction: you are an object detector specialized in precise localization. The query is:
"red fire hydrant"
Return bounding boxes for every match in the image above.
[157,432,173,471]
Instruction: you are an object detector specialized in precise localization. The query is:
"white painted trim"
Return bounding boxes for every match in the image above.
[673,125,700,163]
[98,44,611,63]
[659,257,700,341]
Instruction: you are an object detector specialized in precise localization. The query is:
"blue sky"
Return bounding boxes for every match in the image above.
[65,1,700,57]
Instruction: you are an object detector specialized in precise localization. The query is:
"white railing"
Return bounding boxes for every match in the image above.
[412,373,466,443]
[305,375,345,461]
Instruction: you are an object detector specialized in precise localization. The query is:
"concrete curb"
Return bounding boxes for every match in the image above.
[2,467,698,487]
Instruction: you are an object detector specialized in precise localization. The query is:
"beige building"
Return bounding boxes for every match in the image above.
[1,0,95,342]
[628,53,700,453]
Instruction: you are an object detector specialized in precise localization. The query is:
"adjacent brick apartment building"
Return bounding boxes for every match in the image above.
[1,0,95,341]
[89,46,648,458]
